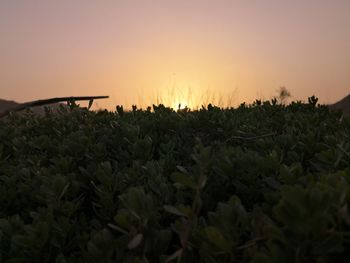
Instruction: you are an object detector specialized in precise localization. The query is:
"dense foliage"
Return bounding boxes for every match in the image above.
[1,97,350,262]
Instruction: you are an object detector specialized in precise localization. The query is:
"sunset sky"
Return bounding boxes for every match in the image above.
[1,0,350,109]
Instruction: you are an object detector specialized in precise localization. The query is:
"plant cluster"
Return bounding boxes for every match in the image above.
[1,98,350,262]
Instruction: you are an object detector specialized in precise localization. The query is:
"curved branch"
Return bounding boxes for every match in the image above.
[0,96,109,118]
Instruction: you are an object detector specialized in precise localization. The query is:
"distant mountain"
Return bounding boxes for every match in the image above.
[329,94,350,116]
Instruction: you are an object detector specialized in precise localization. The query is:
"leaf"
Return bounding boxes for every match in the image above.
[166,248,183,262]
[128,233,143,250]
[55,253,68,263]
[12,235,32,248]
[198,174,207,189]
[263,177,281,190]
[309,187,322,208]
[203,226,232,253]
[107,223,128,235]
[176,165,188,174]
[164,205,186,217]
[253,253,272,263]
[171,172,196,189]
[114,210,131,229]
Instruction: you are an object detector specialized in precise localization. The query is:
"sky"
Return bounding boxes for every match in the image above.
[1,0,350,109]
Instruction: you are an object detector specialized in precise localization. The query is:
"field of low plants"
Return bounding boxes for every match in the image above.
[1,97,350,262]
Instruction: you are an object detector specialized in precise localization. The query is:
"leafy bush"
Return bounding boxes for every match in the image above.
[0,99,350,262]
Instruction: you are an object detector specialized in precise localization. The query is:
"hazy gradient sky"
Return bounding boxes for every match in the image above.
[1,0,350,109]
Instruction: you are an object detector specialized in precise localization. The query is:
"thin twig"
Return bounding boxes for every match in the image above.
[0,96,109,118]
[225,132,277,143]
[236,237,267,250]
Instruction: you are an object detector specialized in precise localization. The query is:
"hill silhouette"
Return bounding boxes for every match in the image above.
[330,94,350,116]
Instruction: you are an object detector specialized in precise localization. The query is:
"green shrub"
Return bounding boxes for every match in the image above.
[0,99,350,262]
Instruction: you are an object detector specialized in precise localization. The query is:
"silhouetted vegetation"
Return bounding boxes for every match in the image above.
[0,98,350,262]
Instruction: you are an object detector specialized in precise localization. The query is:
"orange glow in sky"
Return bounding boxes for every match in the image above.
[1,1,350,109]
